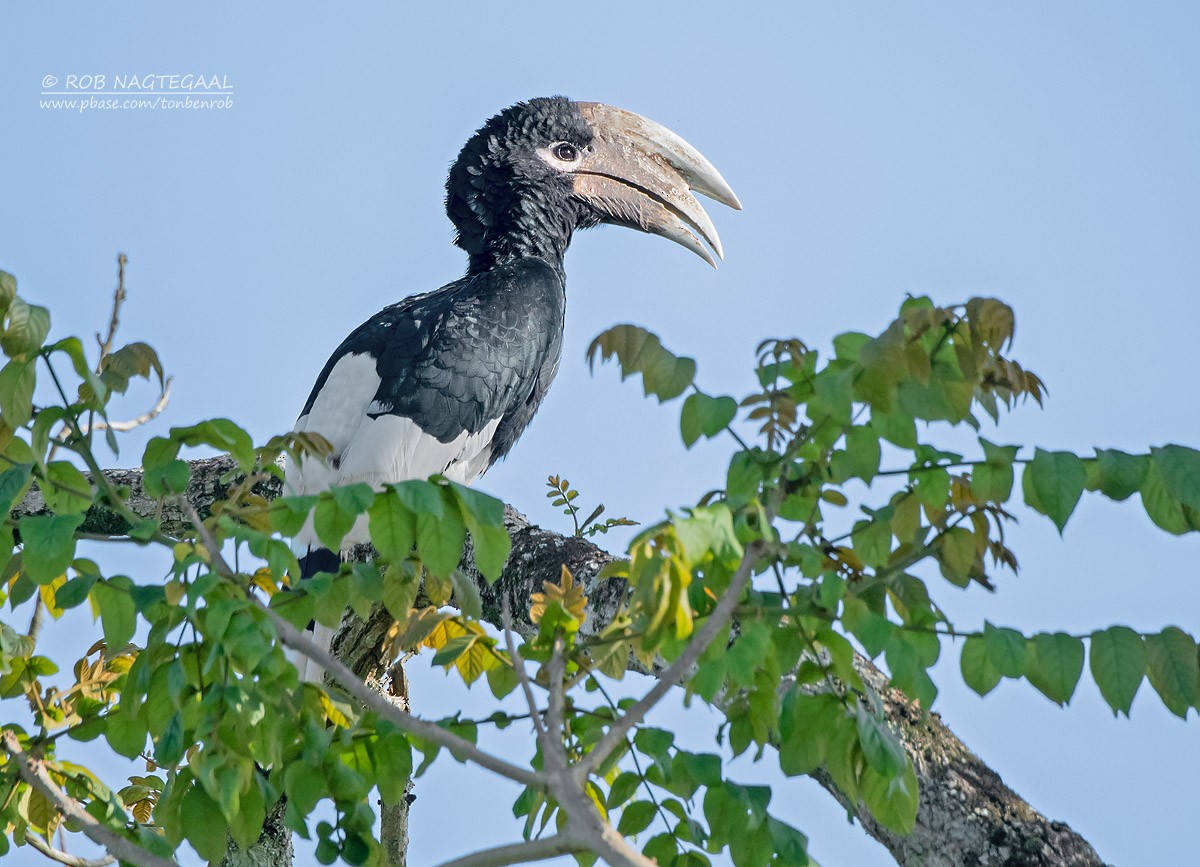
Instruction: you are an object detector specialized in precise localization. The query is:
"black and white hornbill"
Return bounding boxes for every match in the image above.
[285,97,738,672]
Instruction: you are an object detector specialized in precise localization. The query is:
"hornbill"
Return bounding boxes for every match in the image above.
[285,96,739,676]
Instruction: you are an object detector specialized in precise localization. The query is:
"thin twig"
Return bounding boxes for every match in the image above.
[95,253,127,363]
[178,500,545,790]
[576,539,764,780]
[501,595,547,740]
[0,732,177,867]
[25,831,115,867]
[433,833,583,867]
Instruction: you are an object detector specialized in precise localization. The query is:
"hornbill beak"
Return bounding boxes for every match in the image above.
[572,102,741,268]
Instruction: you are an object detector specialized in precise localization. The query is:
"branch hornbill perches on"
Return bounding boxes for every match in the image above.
[285,97,739,674]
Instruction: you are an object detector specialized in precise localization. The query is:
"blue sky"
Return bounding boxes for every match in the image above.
[2,2,1199,865]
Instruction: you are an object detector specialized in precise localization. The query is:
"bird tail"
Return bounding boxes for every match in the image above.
[292,547,342,683]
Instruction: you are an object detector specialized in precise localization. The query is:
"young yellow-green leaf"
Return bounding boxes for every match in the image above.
[960,634,1002,696]
[1,298,51,357]
[936,527,975,586]
[1025,449,1086,533]
[680,392,738,447]
[1143,627,1199,718]
[1152,446,1200,512]
[587,324,696,402]
[1093,449,1148,502]
[0,359,35,428]
[1025,632,1085,706]
[983,623,1028,678]
[1088,626,1145,717]
[19,513,83,584]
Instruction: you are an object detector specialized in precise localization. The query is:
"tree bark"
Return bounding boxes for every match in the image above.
[27,457,1109,867]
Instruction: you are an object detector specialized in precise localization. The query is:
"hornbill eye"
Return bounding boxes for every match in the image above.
[552,142,579,162]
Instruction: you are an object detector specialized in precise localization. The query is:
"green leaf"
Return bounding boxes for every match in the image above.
[450,569,483,619]
[381,564,419,619]
[182,784,228,863]
[856,709,905,777]
[1139,458,1197,535]
[617,800,658,836]
[870,408,917,449]
[451,483,511,582]
[0,464,32,515]
[851,517,892,569]
[1094,449,1148,501]
[19,513,82,584]
[960,634,1001,696]
[973,439,1019,502]
[1144,627,1199,718]
[375,732,413,804]
[1088,626,1145,717]
[143,459,189,499]
[368,489,416,561]
[93,578,137,648]
[408,482,463,576]
[0,359,35,428]
[0,270,16,310]
[1025,632,1085,705]
[680,393,737,447]
[1025,449,1086,533]
[313,491,355,551]
[982,623,1028,678]
[587,324,696,402]
[1152,446,1200,512]
[41,461,93,515]
[1,298,51,357]
[778,692,844,776]
[834,425,882,483]
[860,759,919,835]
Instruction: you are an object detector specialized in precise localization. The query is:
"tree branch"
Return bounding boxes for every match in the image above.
[25,457,1108,867]
[0,732,178,867]
[576,540,763,781]
[434,833,584,867]
[24,832,115,867]
[178,500,547,793]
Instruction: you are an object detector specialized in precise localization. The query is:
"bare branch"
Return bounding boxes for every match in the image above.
[24,832,115,867]
[58,376,173,440]
[0,732,177,867]
[576,540,763,780]
[433,833,584,867]
[95,253,127,363]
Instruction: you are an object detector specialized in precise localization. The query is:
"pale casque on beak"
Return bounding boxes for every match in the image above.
[539,102,741,267]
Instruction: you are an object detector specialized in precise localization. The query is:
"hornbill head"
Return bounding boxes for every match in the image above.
[446,96,741,271]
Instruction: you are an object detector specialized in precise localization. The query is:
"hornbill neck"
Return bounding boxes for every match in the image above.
[464,199,575,276]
